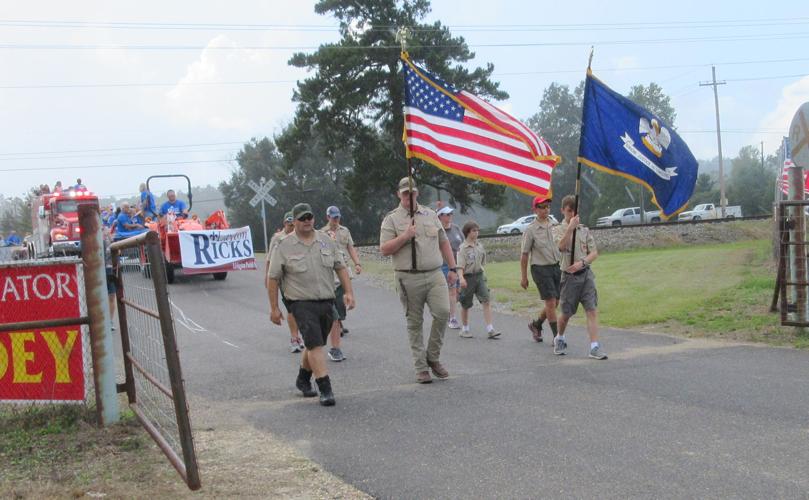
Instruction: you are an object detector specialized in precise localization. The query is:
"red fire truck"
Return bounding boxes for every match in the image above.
[29,188,99,258]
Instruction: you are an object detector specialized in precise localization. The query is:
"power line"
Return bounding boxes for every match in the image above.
[0,141,244,156]
[0,147,237,161]
[0,158,235,172]
[2,16,809,32]
[3,30,809,51]
[0,79,296,89]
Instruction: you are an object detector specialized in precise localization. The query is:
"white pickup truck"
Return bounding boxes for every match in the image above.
[596,207,662,226]
[678,203,742,221]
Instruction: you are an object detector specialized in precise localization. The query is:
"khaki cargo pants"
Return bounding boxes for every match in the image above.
[395,269,450,373]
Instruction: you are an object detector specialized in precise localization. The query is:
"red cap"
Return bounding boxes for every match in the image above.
[532,195,551,207]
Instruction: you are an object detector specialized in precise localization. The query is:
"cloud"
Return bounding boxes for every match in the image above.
[165,35,299,131]
[759,76,809,140]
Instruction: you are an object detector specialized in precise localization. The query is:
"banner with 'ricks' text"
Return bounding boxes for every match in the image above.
[178,226,257,274]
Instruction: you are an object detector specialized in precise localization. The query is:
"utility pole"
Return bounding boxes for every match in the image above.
[761,141,765,168]
[700,66,727,217]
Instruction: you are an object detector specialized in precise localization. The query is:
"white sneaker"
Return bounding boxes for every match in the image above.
[448,318,461,330]
[459,330,473,338]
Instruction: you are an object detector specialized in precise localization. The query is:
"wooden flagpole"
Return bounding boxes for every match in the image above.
[397,28,418,270]
[570,47,594,267]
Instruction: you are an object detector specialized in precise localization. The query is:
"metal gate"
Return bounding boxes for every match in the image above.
[774,200,809,327]
[111,231,200,490]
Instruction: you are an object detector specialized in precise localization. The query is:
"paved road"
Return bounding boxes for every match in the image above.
[167,268,809,499]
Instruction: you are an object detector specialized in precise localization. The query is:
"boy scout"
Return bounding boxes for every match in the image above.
[553,194,607,360]
[268,203,356,406]
[457,221,501,339]
[520,195,561,343]
[379,177,458,384]
[265,211,304,353]
[321,205,362,362]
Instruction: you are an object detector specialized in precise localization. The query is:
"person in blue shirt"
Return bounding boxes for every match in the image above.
[6,231,22,246]
[139,183,158,220]
[159,189,188,218]
[114,202,147,240]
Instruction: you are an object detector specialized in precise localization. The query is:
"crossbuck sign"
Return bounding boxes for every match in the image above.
[248,179,277,208]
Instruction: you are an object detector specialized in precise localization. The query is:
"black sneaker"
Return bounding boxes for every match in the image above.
[528,320,543,342]
[316,376,336,406]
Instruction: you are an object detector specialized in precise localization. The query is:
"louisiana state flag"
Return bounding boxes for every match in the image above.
[578,71,698,219]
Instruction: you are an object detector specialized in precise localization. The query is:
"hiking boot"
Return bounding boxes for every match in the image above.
[447,317,461,330]
[328,347,345,362]
[416,371,432,384]
[528,320,543,342]
[315,376,336,406]
[289,338,303,353]
[553,336,567,356]
[427,360,449,379]
[589,344,608,360]
[295,368,317,398]
[459,329,474,338]
[487,329,502,339]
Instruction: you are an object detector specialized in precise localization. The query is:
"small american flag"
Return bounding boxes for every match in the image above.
[402,54,559,196]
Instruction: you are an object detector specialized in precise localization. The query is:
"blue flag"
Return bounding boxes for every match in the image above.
[578,72,698,219]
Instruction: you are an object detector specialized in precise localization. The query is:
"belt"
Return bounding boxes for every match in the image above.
[395,267,440,273]
[564,268,587,276]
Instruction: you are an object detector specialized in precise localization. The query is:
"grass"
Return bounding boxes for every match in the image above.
[360,239,803,346]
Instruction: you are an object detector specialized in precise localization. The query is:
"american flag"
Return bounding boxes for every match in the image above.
[780,159,809,196]
[401,54,559,196]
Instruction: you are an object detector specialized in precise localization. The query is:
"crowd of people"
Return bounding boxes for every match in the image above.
[266,176,607,407]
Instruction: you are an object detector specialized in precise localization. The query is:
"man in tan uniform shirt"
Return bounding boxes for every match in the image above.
[268,203,356,406]
[380,177,458,384]
[520,195,562,343]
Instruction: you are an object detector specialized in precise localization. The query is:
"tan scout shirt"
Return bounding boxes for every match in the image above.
[266,231,287,262]
[457,240,486,274]
[380,204,448,271]
[554,221,597,265]
[267,229,345,301]
[521,218,560,266]
[320,224,354,256]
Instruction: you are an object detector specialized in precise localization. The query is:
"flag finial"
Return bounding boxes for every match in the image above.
[587,46,594,72]
[396,26,411,58]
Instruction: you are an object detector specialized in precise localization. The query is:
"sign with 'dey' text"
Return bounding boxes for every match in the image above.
[0,263,86,402]
[178,226,257,275]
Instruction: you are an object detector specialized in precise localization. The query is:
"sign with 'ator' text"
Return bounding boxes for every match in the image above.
[0,262,86,402]
[178,226,257,274]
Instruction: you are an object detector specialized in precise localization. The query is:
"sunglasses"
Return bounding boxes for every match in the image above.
[535,203,550,209]
[297,214,314,222]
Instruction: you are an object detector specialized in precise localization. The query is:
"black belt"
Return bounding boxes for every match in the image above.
[395,268,440,273]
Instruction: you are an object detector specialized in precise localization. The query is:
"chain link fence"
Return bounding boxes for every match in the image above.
[112,232,200,490]
[0,257,94,405]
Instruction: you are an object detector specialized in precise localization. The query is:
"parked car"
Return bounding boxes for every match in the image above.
[596,207,662,227]
[678,203,743,221]
[497,214,558,234]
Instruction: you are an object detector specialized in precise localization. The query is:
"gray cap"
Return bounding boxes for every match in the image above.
[398,177,418,193]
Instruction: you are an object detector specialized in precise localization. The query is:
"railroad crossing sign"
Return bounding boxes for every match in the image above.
[248,178,277,207]
[790,102,809,169]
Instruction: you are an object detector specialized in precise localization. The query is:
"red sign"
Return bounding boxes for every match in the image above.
[0,263,85,402]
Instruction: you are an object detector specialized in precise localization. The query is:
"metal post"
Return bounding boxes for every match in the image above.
[260,177,268,253]
[701,66,727,217]
[789,166,807,324]
[78,204,120,425]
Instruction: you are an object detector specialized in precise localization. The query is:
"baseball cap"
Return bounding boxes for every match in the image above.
[436,206,455,216]
[532,195,551,207]
[398,177,418,193]
[291,203,313,220]
[283,211,293,223]
[326,206,341,218]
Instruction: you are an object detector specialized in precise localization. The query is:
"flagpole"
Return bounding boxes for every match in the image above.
[570,47,594,268]
[398,27,418,270]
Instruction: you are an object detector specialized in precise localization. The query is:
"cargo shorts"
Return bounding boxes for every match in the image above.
[531,263,561,300]
[459,272,490,309]
[560,268,598,316]
[288,300,335,349]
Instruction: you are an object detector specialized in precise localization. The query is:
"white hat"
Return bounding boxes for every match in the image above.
[436,206,455,216]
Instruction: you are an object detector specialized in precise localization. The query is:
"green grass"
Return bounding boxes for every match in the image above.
[360,239,800,345]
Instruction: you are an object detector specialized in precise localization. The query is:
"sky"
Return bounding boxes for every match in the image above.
[1,0,808,199]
